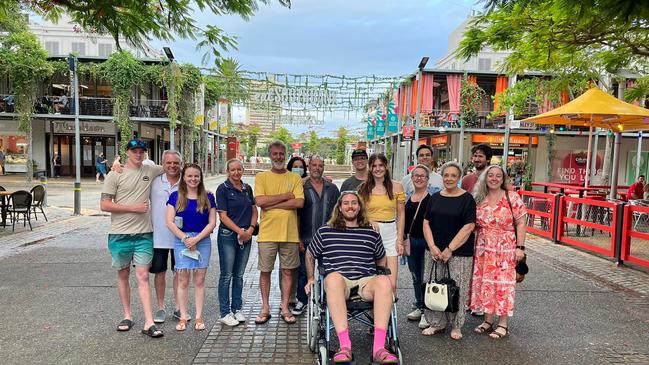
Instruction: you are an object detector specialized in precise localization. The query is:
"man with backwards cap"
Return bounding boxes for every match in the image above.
[100,139,164,338]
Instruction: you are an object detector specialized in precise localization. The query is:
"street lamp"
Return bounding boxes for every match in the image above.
[164,47,176,150]
[412,56,429,165]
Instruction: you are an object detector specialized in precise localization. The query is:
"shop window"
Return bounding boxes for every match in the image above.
[45,41,59,56]
[71,42,86,56]
[478,58,491,71]
[0,134,29,173]
[98,43,113,58]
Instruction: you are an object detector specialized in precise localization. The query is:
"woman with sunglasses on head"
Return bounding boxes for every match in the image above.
[166,163,217,332]
[404,165,433,330]
[470,165,527,340]
[215,159,258,326]
[422,162,476,341]
[357,153,406,295]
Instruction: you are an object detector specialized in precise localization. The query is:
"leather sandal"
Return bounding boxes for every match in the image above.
[176,319,188,331]
[474,321,493,334]
[333,347,352,363]
[489,325,509,339]
[373,348,399,364]
[194,318,205,331]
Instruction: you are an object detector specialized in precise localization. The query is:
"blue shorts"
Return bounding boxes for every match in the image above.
[173,233,212,270]
[107,233,154,269]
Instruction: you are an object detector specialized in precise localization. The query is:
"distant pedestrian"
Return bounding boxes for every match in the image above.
[100,139,164,338]
[292,155,340,316]
[166,163,216,332]
[0,148,5,175]
[52,153,61,177]
[150,150,182,324]
[401,145,443,197]
[254,141,304,325]
[421,162,475,341]
[470,165,527,340]
[341,149,369,192]
[358,153,406,295]
[96,153,108,182]
[215,159,258,326]
[627,175,645,200]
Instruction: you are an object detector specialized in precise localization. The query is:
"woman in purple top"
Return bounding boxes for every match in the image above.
[166,163,217,332]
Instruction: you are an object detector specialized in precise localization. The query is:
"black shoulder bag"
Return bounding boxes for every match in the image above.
[244,183,259,236]
[505,191,528,282]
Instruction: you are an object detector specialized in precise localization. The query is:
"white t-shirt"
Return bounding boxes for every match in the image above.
[401,170,443,198]
[150,173,179,249]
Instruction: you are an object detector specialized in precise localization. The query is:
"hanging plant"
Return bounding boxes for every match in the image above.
[546,132,556,181]
[98,50,144,156]
[459,74,486,128]
[0,30,53,179]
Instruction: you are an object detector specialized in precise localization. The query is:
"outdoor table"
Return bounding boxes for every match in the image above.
[0,190,14,228]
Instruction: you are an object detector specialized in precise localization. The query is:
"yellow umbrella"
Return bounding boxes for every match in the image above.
[524,87,649,195]
[524,87,649,132]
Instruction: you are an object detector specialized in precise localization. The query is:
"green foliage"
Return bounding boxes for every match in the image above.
[269,127,294,149]
[306,130,318,156]
[459,74,486,128]
[625,77,649,107]
[458,0,649,75]
[98,50,144,156]
[546,132,556,181]
[335,127,349,165]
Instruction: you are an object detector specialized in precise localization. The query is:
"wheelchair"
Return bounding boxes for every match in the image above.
[306,265,402,365]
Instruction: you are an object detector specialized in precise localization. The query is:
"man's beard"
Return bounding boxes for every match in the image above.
[272,160,285,169]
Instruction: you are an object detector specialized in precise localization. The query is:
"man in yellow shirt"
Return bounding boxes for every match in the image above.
[254,141,304,325]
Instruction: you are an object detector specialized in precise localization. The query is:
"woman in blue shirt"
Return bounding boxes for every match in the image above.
[166,163,217,332]
[215,159,258,326]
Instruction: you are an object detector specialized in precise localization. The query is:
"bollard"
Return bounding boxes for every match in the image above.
[552,193,563,244]
[39,175,48,207]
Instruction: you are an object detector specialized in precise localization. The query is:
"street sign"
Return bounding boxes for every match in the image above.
[219,144,226,150]
[403,125,414,140]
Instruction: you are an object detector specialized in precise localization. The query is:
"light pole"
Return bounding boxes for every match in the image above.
[163,47,176,150]
[411,56,429,165]
[69,55,81,215]
[501,74,517,168]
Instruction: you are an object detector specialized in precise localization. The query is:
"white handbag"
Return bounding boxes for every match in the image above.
[423,262,460,313]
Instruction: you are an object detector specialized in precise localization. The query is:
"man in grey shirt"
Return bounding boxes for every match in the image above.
[340,149,369,191]
[401,144,443,197]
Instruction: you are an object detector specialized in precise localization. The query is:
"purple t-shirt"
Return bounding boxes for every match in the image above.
[167,191,216,233]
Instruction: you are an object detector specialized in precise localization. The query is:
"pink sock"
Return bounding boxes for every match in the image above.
[373,327,387,355]
[338,329,351,349]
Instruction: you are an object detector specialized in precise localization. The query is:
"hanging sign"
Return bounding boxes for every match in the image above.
[251,86,338,108]
[403,125,414,140]
[376,106,385,137]
[387,99,398,133]
[367,116,375,140]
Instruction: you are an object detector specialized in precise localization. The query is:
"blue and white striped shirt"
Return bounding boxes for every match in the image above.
[309,226,385,280]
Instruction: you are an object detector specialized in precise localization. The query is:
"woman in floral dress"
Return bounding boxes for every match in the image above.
[470,165,527,339]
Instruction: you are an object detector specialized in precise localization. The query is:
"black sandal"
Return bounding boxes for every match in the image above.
[474,321,493,334]
[116,319,133,332]
[489,325,508,339]
[141,325,164,338]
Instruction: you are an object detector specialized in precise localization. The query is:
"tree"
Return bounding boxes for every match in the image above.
[306,130,318,156]
[205,58,249,135]
[457,1,649,75]
[22,0,291,64]
[269,126,294,151]
[335,127,349,165]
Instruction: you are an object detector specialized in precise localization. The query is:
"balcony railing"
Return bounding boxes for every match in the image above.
[25,96,169,118]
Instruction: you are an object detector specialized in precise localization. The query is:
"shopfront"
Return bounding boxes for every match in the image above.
[471,134,538,166]
[430,134,450,162]
[0,120,29,174]
[47,120,117,177]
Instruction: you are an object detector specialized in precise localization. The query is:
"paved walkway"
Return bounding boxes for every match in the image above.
[0,206,648,364]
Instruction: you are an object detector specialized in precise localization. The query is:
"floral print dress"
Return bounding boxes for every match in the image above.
[470,191,527,317]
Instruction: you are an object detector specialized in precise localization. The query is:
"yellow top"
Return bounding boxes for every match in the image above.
[364,192,406,221]
[254,170,305,243]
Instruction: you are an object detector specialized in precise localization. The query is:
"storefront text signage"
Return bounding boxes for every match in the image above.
[472,134,538,146]
[251,86,338,107]
[51,121,116,135]
[431,135,448,145]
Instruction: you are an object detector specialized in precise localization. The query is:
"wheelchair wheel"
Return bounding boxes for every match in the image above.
[318,345,328,365]
[387,338,403,365]
[307,285,320,352]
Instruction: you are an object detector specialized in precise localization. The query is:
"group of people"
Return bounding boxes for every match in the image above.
[99,138,527,364]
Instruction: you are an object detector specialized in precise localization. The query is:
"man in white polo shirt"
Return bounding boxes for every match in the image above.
[150,150,182,323]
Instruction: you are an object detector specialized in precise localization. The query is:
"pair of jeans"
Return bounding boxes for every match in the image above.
[217,228,252,317]
[296,242,308,305]
[406,236,428,310]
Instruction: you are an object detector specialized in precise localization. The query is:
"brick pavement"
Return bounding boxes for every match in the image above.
[194,242,314,365]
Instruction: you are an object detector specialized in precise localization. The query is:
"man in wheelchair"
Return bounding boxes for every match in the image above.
[305,191,399,364]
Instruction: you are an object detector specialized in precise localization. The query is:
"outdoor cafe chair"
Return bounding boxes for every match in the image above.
[8,190,32,232]
[30,185,47,222]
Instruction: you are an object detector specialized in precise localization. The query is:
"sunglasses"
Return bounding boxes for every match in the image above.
[127,140,147,149]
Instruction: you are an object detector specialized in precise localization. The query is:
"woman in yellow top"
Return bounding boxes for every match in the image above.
[358,153,406,293]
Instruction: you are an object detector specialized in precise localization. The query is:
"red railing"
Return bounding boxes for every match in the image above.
[556,196,619,258]
[519,190,555,239]
[621,204,649,268]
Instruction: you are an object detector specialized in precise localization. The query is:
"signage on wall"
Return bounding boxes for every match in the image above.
[402,125,414,140]
[551,150,602,184]
[51,121,115,135]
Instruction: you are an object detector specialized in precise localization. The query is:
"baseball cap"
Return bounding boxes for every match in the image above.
[351,149,368,159]
[126,139,148,151]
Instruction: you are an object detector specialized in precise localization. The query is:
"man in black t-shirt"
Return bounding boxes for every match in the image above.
[305,192,399,364]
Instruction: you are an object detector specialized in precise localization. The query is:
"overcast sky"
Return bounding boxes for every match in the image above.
[150,0,480,136]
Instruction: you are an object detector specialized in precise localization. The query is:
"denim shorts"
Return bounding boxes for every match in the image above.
[173,233,212,270]
[107,233,154,269]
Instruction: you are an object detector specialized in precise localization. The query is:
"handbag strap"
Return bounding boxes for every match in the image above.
[407,195,425,235]
[427,260,452,283]
[504,191,517,241]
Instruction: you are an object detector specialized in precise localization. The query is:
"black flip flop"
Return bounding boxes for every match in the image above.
[254,313,272,325]
[141,325,164,338]
[116,319,133,332]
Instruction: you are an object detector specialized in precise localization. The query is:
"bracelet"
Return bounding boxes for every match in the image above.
[181,235,190,243]
[516,245,525,250]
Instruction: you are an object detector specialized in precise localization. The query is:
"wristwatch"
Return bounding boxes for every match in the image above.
[181,235,190,243]
[516,245,525,250]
